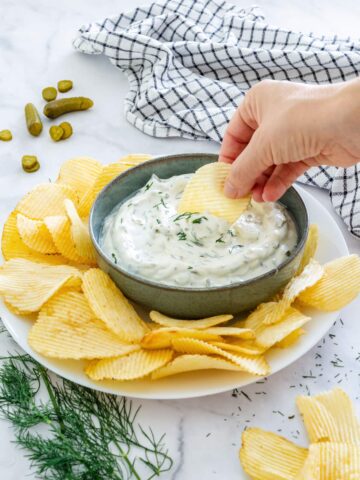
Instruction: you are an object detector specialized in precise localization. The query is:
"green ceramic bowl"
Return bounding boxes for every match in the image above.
[90,153,308,318]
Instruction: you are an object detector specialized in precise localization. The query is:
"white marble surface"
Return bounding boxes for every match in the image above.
[1,0,360,479]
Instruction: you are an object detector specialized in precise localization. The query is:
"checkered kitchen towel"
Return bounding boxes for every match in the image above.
[74,0,360,237]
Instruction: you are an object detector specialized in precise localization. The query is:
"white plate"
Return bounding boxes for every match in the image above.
[1,186,348,400]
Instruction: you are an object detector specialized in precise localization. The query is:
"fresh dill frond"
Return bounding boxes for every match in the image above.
[0,330,173,480]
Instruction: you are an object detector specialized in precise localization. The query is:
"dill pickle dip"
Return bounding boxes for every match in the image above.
[101,174,298,288]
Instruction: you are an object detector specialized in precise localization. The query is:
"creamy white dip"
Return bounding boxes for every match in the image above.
[101,174,298,288]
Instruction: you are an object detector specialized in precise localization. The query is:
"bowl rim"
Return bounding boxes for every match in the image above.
[89,153,309,293]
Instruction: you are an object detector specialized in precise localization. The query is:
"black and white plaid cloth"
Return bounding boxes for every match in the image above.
[74,0,360,238]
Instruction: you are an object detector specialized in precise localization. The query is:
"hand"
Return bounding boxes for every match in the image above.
[219,79,360,201]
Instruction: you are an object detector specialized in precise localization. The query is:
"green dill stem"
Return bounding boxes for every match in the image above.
[38,366,65,435]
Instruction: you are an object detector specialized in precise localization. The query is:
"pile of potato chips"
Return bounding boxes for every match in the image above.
[240,388,360,479]
[0,155,360,383]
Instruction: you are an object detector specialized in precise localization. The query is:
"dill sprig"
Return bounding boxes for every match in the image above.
[0,344,173,479]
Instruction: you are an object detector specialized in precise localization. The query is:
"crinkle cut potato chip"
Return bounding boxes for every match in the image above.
[85,349,173,381]
[276,328,305,348]
[297,224,319,275]
[82,269,148,343]
[313,388,360,443]
[298,443,360,480]
[16,213,57,254]
[56,156,102,199]
[240,428,308,480]
[263,259,324,325]
[172,338,269,375]
[29,290,139,359]
[141,327,223,349]
[44,215,88,264]
[210,341,265,356]
[0,258,81,314]
[64,200,96,264]
[298,255,360,311]
[151,354,248,379]
[178,162,251,224]
[15,183,78,220]
[149,310,233,329]
[297,395,341,443]
[203,327,254,339]
[118,153,153,167]
[1,211,64,264]
[255,308,311,349]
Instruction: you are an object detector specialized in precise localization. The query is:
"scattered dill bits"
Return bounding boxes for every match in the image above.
[0,347,173,479]
[192,216,208,224]
[145,181,153,191]
[111,253,118,264]
[0,129,12,141]
[177,231,186,241]
[215,235,225,243]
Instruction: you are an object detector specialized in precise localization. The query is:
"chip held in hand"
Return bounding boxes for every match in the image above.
[177,162,251,224]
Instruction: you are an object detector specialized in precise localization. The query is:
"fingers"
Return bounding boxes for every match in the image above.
[262,162,310,201]
[224,127,271,198]
[218,101,255,164]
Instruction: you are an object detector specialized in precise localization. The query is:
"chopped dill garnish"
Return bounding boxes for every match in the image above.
[192,216,208,224]
[0,327,173,480]
[173,212,195,222]
[111,253,118,264]
[177,231,187,241]
[215,235,225,244]
[153,198,167,209]
[144,181,153,191]
[156,218,161,224]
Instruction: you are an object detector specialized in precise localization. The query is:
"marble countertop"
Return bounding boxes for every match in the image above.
[1,1,360,479]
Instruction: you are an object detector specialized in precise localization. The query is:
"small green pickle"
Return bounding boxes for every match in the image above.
[43,97,93,119]
[57,80,73,93]
[0,130,12,141]
[42,87,57,102]
[25,103,43,136]
[49,125,64,142]
[59,121,73,140]
[22,155,40,173]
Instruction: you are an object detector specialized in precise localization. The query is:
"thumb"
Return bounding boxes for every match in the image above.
[224,127,274,198]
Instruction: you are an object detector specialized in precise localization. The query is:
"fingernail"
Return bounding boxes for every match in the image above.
[224,180,238,198]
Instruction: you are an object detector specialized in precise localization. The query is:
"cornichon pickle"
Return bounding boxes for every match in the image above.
[59,121,73,139]
[42,87,57,102]
[25,103,43,136]
[57,80,73,93]
[43,97,93,119]
[22,155,40,173]
[49,125,64,142]
[0,130,12,141]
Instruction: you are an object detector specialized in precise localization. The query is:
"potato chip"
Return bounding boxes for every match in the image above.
[29,290,139,359]
[297,395,341,443]
[276,328,305,348]
[256,308,311,349]
[16,213,57,254]
[15,183,78,220]
[298,255,360,311]
[149,310,233,329]
[141,327,223,349]
[314,388,360,443]
[263,259,324,325]
[240,428,308,480]
[151,354,247,379]
[0,258,81,314]
[297,224,319,274]
[82,269,148,342]
[298,443,360,480]
[1,211,64,264]
[210,341,265,356]
[57,156,102,199]
[64,200,96,264]
[203,327,254,339]
[244,302,278,332]
[118,153,153,167]
[178,162,251,224]
[44,215,87,264]
[77,162,130,218]
[172,338,269,375]
[85,349,173,381]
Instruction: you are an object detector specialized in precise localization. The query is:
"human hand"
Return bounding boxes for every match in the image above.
[219,79,360,201]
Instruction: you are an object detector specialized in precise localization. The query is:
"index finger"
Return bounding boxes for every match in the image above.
[218,102,255,164]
